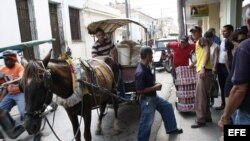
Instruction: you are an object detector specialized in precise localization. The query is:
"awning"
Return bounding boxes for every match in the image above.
[87,18,147,34]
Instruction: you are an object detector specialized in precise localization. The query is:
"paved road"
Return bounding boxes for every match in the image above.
[4,68,175,141]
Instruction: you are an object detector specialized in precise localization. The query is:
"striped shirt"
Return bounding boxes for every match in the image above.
[92,39,115,57]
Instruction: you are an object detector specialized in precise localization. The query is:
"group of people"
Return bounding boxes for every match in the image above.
[90,7,250,140]
[218,8,250,131]
[2,9,249,139]
[186,22,249,129]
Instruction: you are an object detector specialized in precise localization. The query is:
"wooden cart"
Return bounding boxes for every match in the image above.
[87,18,150,102]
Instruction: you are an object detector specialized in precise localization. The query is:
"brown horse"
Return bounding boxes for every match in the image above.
[21,51,120,141]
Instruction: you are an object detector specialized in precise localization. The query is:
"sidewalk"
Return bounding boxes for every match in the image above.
[156,86,224,141]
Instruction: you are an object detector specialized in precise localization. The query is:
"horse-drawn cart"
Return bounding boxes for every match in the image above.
[87,18,149,103]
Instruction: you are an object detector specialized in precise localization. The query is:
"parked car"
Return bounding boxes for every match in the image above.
[152,38,177,70]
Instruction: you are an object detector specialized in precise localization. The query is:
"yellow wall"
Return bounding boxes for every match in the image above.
[209,3,220,36]
[200,3,220,36]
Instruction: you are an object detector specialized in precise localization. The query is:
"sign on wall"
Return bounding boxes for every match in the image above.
[190,4,209,17]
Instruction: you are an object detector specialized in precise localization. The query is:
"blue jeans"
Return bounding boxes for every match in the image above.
[234,109,250,125]
[137,95,178,141]
[0,93,25,121]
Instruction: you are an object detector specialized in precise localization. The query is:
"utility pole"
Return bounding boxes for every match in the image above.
[125,0,130,39]
[161,9,163,37]
[177,0,185,39]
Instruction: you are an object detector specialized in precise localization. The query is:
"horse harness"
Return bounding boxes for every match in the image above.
[79,59,128,101]
[24,61,53,118]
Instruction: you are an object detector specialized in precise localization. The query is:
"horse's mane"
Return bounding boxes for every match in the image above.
[23,61,43,82]
[23,59,67,82]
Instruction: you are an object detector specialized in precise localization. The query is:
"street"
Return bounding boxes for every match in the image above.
[5,68,175,141]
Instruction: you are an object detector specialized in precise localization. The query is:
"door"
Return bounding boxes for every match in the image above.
[16,0,35,60]
[49,4,61,58]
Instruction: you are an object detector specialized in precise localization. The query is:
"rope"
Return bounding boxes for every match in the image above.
[43,99,84,141]
[79,60,101,116]
[45,117,62,141]
[80,80,130,102]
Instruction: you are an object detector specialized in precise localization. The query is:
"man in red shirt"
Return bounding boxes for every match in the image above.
[167,36,195,80]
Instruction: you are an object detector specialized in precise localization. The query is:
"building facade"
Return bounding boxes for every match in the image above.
[0,0,121,59]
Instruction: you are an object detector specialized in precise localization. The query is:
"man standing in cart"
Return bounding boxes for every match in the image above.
[91,28,115,58]
[135,47,183,141]
[166,36,195,81]
[91,27,126,98]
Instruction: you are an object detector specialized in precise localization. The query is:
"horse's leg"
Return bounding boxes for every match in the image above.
[112,96,120,132]
[82,95,92,141]
[95,98,107,135]
[66,111,81,141]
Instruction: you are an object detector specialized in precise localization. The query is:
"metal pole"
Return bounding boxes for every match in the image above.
[177,0,185,39]
[125,0,130,39]
[161,9,163,37]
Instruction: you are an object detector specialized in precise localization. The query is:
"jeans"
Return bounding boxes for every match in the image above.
[234,109,250,125]
[217,63,228,106]
[0,93,25,121]
[137,95,178,141]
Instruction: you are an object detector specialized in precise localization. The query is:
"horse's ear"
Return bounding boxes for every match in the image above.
[43,49,52,68]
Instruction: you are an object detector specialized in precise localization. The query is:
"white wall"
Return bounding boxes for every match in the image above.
[0,0,21,47]
[0,0,122,60]
[82,0,121,58]
[220,0,243,30]
[33,0,53,59]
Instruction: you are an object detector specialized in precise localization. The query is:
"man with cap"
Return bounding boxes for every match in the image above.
[0,50,25,138]
[189,26,202,44]
[166,36,195,80]
[0,50,25,121]
[208,28,221,46]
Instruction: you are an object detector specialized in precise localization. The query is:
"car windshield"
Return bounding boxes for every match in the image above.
[154,39,177,51]
[157,41,169,48]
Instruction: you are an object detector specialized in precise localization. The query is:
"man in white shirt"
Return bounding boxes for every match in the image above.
[215,25,234,110]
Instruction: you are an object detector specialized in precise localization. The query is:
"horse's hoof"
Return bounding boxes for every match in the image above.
[95,129,102,135]
[33,133,41,141]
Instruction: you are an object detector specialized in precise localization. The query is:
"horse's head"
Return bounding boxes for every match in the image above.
[22,51,53,134]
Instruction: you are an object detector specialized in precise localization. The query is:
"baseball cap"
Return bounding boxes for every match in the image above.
[180,36,188,42]
[3,50,16,57]
[2,50,17,61]
[190,26,202,33]
[204,31,213,38]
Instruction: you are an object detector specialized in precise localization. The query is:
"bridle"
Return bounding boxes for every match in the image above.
[24,61,53,118]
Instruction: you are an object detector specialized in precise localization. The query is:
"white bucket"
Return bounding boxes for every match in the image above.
[118,47,130,65]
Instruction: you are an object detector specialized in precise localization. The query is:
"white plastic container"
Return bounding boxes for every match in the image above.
[118,47,130,65]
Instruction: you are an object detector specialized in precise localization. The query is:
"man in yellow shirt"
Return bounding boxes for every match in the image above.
[190,32,213,128]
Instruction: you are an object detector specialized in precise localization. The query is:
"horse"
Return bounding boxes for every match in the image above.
[21,50,120,141]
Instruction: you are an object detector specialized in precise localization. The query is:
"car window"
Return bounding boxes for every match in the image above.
[156,39,177,48]
[157,41,169,48]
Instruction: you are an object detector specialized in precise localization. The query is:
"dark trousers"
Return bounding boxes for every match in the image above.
[217,63,228,106]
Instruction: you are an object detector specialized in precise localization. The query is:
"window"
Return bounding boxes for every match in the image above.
[69,8,81,41]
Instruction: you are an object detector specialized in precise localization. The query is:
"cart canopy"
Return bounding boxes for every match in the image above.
[0,39,55,58]
[0,39,55,53]
[87,18,147,34]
